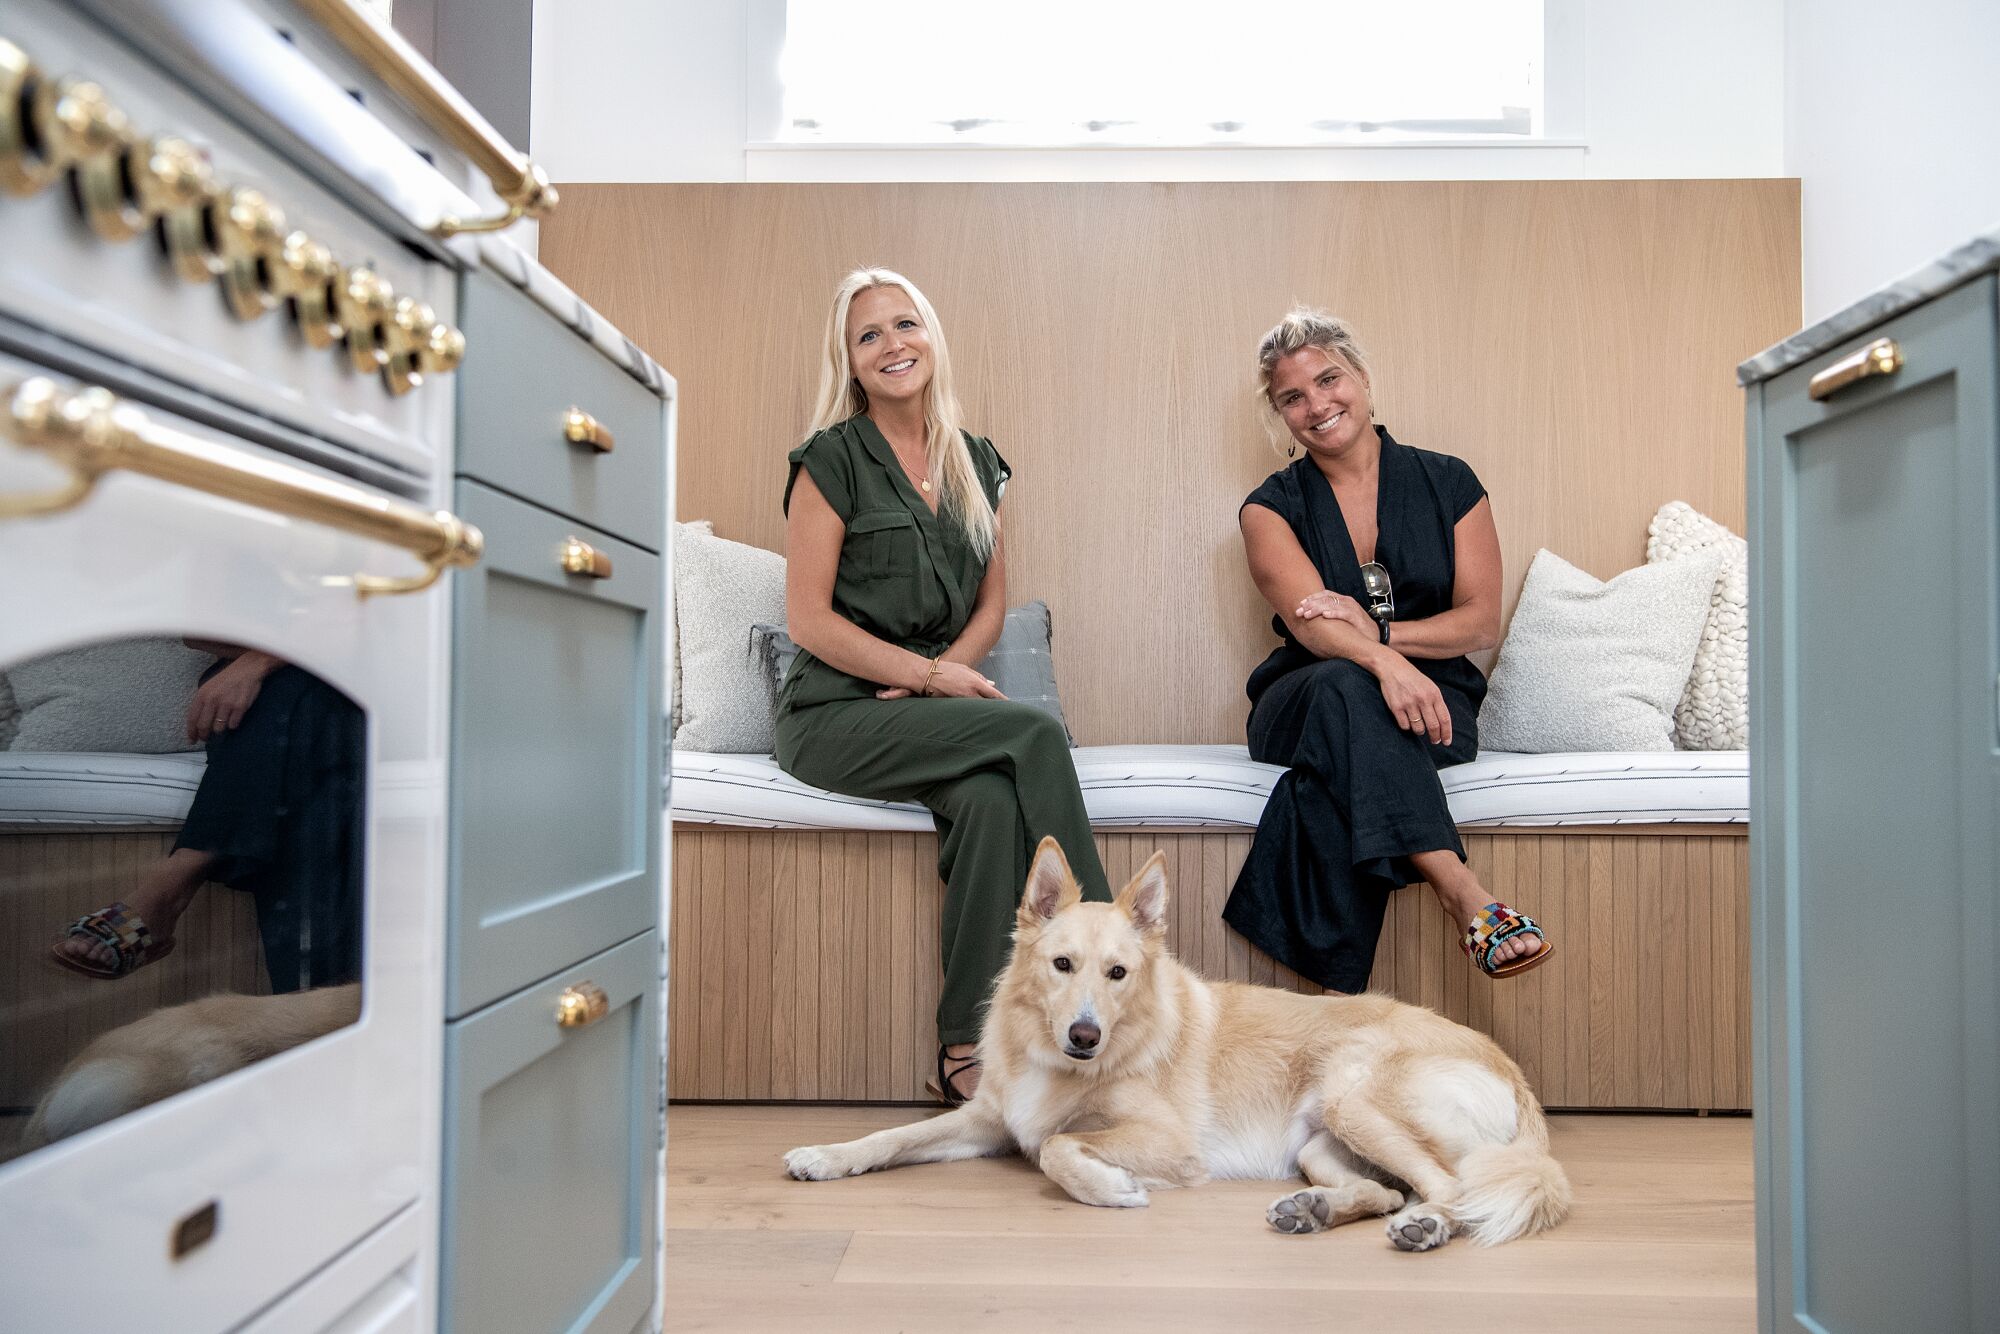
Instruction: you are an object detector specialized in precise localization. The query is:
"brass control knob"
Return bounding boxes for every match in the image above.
[41,77,131,171]
[149,139,225,282]
[382,296,437,396]
[333,265,396,376]
[212,187,288,321]
[421,322,466,376]
[0,39,57,196]
[271,231,342,349]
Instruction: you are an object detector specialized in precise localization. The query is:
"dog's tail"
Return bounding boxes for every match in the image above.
[1451,1089,1572,1246]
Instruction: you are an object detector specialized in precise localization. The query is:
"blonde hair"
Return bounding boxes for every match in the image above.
[1253,307,1375,458]
[807,268,998,559]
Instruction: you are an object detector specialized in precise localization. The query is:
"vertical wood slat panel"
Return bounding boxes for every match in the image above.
[745,832,773,1100]
[665,826,1750,1106]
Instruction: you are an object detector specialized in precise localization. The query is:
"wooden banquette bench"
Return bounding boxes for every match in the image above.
[667,746,1750,1111]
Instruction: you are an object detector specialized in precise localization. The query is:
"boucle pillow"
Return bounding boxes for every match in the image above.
[8,638,213,753]
[1478,548,1724,753]
[749,599,1076,744]
[673,527,786,752]
[1647,501,1748,750]
[669,519,714,731]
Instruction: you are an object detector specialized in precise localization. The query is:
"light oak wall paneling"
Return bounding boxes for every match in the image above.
[665,825,1752,1110]
[0,831,267,1112]
[543,181,1799,745]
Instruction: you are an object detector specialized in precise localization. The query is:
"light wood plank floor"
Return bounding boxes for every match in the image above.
[665,1105,1755,1333]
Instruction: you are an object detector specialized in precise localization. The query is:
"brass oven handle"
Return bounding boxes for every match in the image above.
[560,537,613,579]
[0,378,483,595]
[555,982,610,1029]
[293,0,558,237]
[561,407,615,454]
[1808,338,1904,402]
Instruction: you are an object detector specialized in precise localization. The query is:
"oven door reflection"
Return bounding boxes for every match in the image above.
[1,634,365,1161]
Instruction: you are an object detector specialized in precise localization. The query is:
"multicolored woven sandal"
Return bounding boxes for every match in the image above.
[48,901,177,980]
[1462,901,1552,979]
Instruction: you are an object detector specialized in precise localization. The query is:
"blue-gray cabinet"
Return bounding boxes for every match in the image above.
[445,270,667,1332]
[1747,274,2000,1333]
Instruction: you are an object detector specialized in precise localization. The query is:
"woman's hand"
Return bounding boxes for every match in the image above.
[875,659,1006,701]
[1375,656,1452,746]
[1296,589,1378,639]
[186,650,284,742]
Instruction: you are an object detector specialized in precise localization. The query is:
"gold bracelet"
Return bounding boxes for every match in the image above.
[922,656,944,696]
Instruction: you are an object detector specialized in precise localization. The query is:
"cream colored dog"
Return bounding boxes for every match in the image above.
[786,838,1570,1249]
[23,983,362,1150]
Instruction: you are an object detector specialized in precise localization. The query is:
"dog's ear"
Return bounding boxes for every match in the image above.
[1019,836,1082,926]
[1115,851,1170,937]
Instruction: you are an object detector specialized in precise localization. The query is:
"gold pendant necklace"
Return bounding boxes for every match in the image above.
[921,479,932,492]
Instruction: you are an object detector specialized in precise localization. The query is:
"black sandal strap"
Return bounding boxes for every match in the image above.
[936,1044,981,1106]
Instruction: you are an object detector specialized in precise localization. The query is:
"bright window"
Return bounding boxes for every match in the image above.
[778,1,1544,146]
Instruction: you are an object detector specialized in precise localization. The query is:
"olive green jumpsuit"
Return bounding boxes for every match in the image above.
[775,415,1111,1045]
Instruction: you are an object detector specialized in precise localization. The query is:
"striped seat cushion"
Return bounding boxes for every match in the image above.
[0,752,207,826]
[669,745,1748,831]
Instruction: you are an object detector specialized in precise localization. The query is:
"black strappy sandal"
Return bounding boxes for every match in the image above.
[924,1044,981,1107]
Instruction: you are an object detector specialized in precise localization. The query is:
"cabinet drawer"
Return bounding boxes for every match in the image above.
[457,272,663,548]
[440,931,660,1334]
[449,480,661,1016]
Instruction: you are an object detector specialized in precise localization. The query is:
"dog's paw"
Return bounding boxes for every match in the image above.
[784,1145,857,1181]
[1386,1203,1451,1252]
[1267,1189,1335,1235]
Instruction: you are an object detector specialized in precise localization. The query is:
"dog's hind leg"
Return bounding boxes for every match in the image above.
[786,1105,1010,1181]
[1266,1131,1406,1235]
[1327,1090,1463,1252]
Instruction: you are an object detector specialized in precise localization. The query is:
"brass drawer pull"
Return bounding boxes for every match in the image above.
[555,982,609,1029]
[1,377,483,595]
[562,407,615,454]
[293,0,558,237]
[561,536,613,579]
[1808,338,1904,402]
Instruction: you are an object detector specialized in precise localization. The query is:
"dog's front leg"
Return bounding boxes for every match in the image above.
[786,1104,1011,1182]
[1039,1122,1205,1209]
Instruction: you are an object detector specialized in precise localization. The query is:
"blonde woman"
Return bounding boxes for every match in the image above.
[1225,309,1552,991]
[777,268,1110,1104]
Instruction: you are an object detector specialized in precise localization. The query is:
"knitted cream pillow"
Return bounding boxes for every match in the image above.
[1478,548,1724,753]
[672,526,786,752]
[1647,501,1748,750]
[668,519,714,732]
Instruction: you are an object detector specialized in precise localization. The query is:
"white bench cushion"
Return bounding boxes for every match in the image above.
[669,745,1747,832]
[0,752,206,826]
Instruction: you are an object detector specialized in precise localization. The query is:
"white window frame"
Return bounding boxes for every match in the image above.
[744,0,1585,181]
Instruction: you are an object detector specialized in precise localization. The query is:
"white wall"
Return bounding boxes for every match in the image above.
[1786,0,2000,322]
[532,1,1786,184]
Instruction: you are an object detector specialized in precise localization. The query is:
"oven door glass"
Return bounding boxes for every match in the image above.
[1,637,366,1161]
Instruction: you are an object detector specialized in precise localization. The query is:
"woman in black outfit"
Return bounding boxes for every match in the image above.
[1222,309,1552,992]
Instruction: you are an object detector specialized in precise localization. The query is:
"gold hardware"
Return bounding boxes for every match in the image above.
[150,140,225,283]
[0,377,483,594]
[382,296,436,395]
[0,39,58,196]
[293,0,558,238]
[271,231,343,348]
[333,265,396,375]
[555,982,610,1029]
[561,407,615,454]
[1808,337,1904,402]
[210,188,288,321]
[41,76,132,172]
[421,322,466,376]
[560,536,613,579]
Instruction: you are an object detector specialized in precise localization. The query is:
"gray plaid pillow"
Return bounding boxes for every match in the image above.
[751,599,1074,745]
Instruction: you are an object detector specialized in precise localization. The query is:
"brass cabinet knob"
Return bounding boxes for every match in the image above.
[560,537,613,579]
[271,231,342,348]
[561,407,615,454]
[555,982,610,1029]
[333,265,396,375]
[212,187,288,321]
[0,39,58,196]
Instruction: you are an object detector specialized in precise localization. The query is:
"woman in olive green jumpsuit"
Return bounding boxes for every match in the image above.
[777,268,1110,1104]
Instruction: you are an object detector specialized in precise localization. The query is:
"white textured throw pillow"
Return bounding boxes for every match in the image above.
[8,638,213,753]
[1647,501,1749,750]
[673,527,786,752]
[669,519,714,732]
[1478,548,1724,753]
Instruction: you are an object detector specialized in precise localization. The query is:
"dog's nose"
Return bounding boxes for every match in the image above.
[1068,1020,1101,1050]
